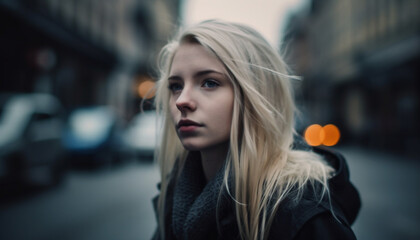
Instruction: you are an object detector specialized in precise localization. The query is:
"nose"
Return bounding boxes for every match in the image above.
[175,87,196,113]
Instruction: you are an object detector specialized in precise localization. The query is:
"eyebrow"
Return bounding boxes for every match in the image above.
[168,70,225,81]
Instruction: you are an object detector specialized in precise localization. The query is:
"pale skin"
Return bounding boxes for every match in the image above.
[168,43,234,182]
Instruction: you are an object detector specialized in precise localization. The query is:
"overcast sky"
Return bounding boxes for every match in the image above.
[182,0,309,47]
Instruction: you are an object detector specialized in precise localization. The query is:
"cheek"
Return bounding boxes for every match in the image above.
[169,99,178,122]
[214,95,234,130]
[224,92,234,122]
[214,106,233,141]
[223,105,234,130]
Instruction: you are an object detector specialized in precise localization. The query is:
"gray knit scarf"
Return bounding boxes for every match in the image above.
[171,151,237,240]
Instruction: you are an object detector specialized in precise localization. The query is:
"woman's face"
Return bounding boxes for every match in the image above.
[168,43,234,152]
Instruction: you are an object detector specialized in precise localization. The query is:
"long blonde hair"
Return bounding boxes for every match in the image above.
[154,19,333,240]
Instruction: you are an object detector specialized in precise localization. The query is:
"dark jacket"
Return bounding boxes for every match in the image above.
[152,147,361,240]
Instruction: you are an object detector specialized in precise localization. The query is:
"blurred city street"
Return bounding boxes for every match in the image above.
[0,147,419,240]
[339,147,420,240]
[1,1,419,239]
[0,159,160,240]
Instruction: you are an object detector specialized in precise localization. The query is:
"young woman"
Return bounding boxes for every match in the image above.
[151,19,360,240]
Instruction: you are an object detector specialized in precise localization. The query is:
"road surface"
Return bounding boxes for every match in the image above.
[0,147,419,240]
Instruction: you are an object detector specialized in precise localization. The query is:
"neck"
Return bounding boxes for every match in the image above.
[200,141,229,183]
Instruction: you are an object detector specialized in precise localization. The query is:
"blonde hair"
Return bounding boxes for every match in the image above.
[154,19,333,240]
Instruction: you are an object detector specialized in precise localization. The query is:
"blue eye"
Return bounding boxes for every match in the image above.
[168,83,183,92]
[202,79,219,88]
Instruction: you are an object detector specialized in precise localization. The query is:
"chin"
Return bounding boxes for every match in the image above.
[181,143,203,151]
[180,138,210,151]
[181,139,229,152]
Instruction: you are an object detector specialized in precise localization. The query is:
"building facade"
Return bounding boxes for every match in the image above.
[283,0,420,156]
[0,0,181,121]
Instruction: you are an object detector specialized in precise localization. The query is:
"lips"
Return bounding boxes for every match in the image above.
[177,119,203,133]
[177,119,202,128]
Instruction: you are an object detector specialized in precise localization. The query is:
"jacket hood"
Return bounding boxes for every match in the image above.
[293,136,361,225]
[313,146,361,225]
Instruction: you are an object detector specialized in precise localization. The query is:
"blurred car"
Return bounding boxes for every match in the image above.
[0,93,66,186]
[123,110,162,159]
[62,106,124,167]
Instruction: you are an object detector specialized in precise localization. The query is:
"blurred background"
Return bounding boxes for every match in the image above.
[0,0,419,239]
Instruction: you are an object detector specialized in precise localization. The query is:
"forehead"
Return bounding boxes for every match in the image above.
[169,43,226,75]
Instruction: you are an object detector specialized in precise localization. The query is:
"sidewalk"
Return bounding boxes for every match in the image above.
[336,146,420,240]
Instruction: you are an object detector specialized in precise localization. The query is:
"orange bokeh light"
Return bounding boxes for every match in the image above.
[304,124,325,146]
[138,80,156,99]
[304,124,341,146]
[322,124,341,146]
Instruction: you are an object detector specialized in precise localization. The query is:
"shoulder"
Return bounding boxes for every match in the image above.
[268,193,356,240]
[313,146,361,225]
[268,145,360,240]
[293,211,357,240]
